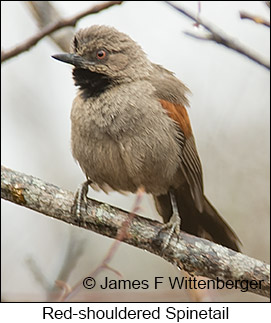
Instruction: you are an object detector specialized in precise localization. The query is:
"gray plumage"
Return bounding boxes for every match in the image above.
[52,25,241,252]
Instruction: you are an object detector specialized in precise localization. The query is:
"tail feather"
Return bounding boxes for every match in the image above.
[199,197,241,252]
[154,186,241,252]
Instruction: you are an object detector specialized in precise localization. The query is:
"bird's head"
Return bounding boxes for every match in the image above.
[52,25,151,98]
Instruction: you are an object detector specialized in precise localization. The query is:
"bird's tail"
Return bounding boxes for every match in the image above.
[199,196,241,252]
[154,186,241,252]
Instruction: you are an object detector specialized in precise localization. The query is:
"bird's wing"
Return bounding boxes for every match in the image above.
[151,64,204,212]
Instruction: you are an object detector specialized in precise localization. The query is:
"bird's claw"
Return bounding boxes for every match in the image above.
[161,191,181,251]
[161,211,181,251]
[71,180,91,227]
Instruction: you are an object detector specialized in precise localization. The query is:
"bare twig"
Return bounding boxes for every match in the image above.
[240,11,270,27]
[25,257,53,290]
[165,1,270,70]
[1,1,123,63]
[1,165,270,298]
[25,1,74,52]
[47,230,86,301]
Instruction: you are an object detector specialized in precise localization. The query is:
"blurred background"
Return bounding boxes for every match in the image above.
[1,1,270,302]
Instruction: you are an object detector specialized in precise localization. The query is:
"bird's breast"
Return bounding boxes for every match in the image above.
[70,83,183,194]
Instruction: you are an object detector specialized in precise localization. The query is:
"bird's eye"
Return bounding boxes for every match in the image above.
[96,49,107,60]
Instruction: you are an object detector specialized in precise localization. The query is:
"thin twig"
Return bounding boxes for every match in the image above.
[1,165,270,299]
[25,257,53,290]
[47,230,86,301]
[25,1,74,52]
[165,1,270,70]
[240,11,270,27]
[1,1,123,63]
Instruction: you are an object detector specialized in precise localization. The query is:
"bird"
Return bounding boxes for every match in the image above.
[52,25,241,252]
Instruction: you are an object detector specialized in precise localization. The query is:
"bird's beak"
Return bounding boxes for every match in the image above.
[51,53,93,68]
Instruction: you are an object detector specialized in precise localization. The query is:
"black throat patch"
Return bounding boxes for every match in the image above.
[72,68,113,99]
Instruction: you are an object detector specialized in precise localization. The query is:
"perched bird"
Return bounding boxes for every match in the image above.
[52,25,240,252]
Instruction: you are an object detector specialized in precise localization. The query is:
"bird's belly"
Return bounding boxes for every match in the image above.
[71,132,182,195]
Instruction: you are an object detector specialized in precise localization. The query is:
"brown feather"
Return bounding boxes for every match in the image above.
[56,25,241,251]
[159,99,204,211]
[159,99,192,138]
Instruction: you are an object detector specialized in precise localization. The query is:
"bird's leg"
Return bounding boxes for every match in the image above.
[71,179,92,227]
[162,191,181,250]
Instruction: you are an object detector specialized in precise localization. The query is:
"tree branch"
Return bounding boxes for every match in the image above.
[165,1,270,70]
[1,165,270,298]
[240,11,270,28]
[1,1,123,63]
[25,1,75,52]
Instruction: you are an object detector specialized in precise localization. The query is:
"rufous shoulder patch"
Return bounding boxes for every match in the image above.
[160,99,192,137]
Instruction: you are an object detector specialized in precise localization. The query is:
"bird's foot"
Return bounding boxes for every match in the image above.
[161,192,181,251]
[71,179,91,227]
